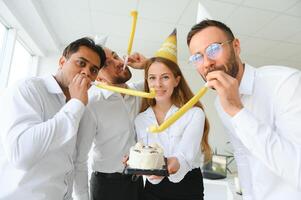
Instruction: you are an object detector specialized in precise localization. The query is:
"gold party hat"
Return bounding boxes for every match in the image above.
[155,29,177,64]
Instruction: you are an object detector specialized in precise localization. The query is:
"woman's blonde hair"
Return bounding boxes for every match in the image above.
[140,57,211,162]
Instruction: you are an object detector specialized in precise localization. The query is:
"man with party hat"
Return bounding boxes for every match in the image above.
[133,28,209,200]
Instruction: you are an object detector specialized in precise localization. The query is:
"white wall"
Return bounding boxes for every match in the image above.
[37,53,60,76]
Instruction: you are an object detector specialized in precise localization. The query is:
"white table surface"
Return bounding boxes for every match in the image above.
[204,173,243,200]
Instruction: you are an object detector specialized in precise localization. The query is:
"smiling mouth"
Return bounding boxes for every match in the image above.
[155,90,166,95]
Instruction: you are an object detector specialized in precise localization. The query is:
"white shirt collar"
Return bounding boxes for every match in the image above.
[144,104,179,119]
[43,75,64,95]
[101,88,115,99]
[239,63,255,96]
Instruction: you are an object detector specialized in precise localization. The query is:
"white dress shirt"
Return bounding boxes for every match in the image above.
[134,105,205,184]
[215,64,301,200]
[73,82,143,200]
[0,75,85,200]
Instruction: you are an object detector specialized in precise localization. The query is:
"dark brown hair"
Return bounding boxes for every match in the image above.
[187,19,235,46]
[62,37,106,67]
[140,57,211,162]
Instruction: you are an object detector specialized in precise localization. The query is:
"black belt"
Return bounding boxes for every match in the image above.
[93,171,132,179]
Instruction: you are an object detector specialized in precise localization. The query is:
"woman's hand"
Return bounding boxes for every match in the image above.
[167,157,180,174]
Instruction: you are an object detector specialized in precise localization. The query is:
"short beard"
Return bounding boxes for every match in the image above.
[112,69,132,84]
[226,47,239,78]
[202,47,239,82]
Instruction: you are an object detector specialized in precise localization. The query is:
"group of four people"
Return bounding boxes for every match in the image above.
[0,19,300,200]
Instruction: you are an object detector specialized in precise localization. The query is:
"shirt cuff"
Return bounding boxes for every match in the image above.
[49,99,86,150]
[168,154,187,183]
[63,98,86,121]
[144,175,163,185]
[230,108,258,137]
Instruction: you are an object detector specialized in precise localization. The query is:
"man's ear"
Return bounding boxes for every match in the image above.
[232,38,241,56]
[59,56,66,69]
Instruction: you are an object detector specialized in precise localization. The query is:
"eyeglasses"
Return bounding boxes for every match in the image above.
[189,40,233,66]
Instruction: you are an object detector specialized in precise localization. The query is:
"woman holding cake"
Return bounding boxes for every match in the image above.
[134,29,211,200]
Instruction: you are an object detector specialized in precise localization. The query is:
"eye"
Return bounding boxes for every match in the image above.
[76,60,86,67]
[90,67,99,75]
[206,43,221,59]
[104,59,113,67]
[148,76,155,80]
[113,55,120,59]
[189,53,202,63]
[162,75,169,80]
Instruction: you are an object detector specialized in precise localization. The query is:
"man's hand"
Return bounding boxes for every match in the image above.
[69,73,91,105]
[167,157,180,174]
[206,70,243,116]
[127,52,148,69]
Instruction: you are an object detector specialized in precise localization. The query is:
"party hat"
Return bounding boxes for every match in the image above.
[155,29,177,64]
[94,35,108,46]
[196,2,212,23]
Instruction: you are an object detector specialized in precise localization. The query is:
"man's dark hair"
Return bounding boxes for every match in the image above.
[62,37,106,67]
[187,19,235,46]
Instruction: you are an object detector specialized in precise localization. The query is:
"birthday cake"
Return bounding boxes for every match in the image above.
[127,142,165,170]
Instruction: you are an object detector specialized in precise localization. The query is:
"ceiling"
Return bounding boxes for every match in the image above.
[1,0,301,70]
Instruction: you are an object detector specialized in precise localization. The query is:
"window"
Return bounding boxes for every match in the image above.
[7,39,32,87]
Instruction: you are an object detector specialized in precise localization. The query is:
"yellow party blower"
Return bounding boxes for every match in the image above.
[148,86,208,133]
[92,82,156,99]
[127,10,138,55]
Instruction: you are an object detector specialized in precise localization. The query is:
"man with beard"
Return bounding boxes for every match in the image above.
[187,19,301,200]
[73,47,147,200]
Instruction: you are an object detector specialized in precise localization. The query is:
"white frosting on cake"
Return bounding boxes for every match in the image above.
[127,142,165,170]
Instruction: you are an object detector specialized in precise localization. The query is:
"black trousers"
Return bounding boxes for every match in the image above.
[144,168,204,200]
[90,171,144,200]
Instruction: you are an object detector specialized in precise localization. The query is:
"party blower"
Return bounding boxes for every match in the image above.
[123,2,139,70]
[92,3,156,99]
[91,81,156,98]
[148,85,208,133]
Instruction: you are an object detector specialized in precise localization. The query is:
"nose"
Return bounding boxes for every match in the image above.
[202,54,215,68]
[201,55,215,73]
[80,67,91,78]
[154,78,162,88]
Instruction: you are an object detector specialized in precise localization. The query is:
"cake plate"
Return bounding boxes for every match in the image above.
[123,158,169,176]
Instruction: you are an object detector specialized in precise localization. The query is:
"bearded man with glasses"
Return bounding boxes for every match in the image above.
[187,19,301,200]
